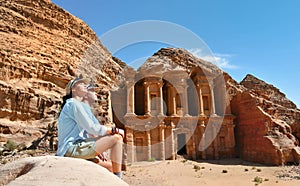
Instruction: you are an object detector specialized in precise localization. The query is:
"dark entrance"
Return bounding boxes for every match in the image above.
[177,133,187,155]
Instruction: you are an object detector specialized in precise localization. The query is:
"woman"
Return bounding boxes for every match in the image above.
[56,77,123,178]
[82,84,114,172]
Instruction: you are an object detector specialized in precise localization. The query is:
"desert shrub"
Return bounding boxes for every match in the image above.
[4,140,17,151]
[148,157,156,162]
[254,176,263,184]
[181,159,187,163]
[24,150,36,156]
[193,165,200,171]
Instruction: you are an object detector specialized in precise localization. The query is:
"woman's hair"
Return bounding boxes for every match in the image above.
[59,92,72,115]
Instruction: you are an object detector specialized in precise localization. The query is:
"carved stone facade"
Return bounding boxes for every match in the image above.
[113,66,236,163]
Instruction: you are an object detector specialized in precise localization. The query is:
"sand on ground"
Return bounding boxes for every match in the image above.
[123,157,300,186]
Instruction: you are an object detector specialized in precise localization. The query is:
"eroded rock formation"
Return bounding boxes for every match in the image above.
[0,0,124,147]
[231,74,300,165]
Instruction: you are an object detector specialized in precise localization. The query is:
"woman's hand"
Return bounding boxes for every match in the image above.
[97,153,107,161]
[111,127,124,138]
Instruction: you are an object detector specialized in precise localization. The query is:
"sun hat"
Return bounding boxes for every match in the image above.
[87,84,95,91]
[66,76,90,95]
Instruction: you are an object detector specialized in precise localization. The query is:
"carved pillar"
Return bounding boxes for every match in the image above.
[228,123,235,149]
[170,122,176,160]
[183,85,189,116]
[200,121,206,159]
[173,124,178,160]
[191,134,196,160]
[197,84,205,116]
[144,82,151,115]
[158,81,164,116]
[210,83,216,116]
[159,124,165,160]
[171,87,177,116]
[125,127,134,163]
[213,124,219,159]
[146,130,151,160]
[126,81,135,115]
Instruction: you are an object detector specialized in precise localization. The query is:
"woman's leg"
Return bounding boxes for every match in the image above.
[97,160,113,172]
[95,134,123,173]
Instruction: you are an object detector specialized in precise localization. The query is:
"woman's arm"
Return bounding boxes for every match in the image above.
[72,100,108,136]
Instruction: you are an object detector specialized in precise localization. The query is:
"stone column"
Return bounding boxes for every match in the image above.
[171,87,177,116]
[200,121,206,159]
[197,84,205,116]
[159,124,165,160]
[125,127,134,163]
[213,124,219,159]
[228,123,235,149]
[191,135,196,160]
[144,82,151,115]
[146,130,151,160]
[173,130,177,160]
[126,81,135,115]
[170,122,176,160]
[210,84,216,116]
[183,85,189,116]
[158,81,164,116]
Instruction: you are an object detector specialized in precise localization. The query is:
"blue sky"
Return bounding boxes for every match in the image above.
[52,0,300,108]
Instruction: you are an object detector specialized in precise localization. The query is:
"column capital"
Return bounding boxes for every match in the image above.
[208,80,215,87]
[159,122,165,128]
[143,81,151,86]
[200,121,206,128]
[126,81,135,87]
[157,81,164,88]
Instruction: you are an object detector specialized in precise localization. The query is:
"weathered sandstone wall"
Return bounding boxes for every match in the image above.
[0,0,124,146]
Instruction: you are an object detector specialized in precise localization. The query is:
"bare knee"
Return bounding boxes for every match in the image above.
[113,134,123,142]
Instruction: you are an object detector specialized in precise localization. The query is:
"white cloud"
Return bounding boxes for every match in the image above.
[188,48,238,70]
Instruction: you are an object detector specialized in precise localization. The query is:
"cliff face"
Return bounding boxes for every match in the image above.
[230,74,300,165]
[240,75,300,137]
[241,74,297,109]
[0,0,124,146]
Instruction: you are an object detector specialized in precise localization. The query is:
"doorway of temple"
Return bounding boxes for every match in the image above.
[177,133,187,155]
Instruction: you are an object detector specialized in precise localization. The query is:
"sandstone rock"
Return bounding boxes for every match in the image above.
[0,156,128,185]
[230,75,300,165]
[241,74,297,109]
[0,0,124,147]
[138,48,222,75]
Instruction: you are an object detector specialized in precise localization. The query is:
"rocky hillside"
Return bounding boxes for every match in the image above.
[241,74,297,109]
[240,74,300,139]
[0,0,124,148]
[139,48,222,73]
[229,75,300,165]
